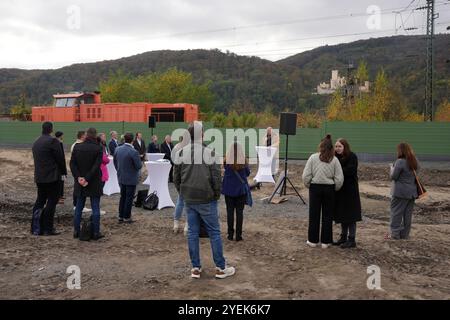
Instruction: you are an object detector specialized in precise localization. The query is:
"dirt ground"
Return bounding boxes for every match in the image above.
[0,148,449,300]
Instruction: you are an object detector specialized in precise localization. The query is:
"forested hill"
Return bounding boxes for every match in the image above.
[0,34,448,113]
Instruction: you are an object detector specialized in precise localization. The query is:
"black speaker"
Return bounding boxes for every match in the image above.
[148,116,156,128]
[280,112,297,135]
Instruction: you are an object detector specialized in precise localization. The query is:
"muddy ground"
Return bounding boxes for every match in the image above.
[0,148,449,300]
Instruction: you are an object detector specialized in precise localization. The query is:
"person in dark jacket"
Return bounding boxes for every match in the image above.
[114,133,143,223]
[333,139,362,248]
[388,142,419,240]
[32,122,67,236]
[161,135,174,182]
[222,142,250,241]
[174,122,235,279]
[147,135,160,153]
[55,131,67,205]
[132,132,146,161]
[109,131,119,156]
[70,127,104,240]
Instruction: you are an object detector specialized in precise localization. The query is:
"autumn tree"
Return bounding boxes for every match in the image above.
[435,99,450,121]
[356,60,369,84]
[99,68,215,114]
[10,93,31,121]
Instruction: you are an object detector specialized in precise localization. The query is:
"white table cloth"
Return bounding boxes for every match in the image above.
[103,156,121,196]
[143,160,175,210]
[254,146,277,184]
[146,153,166,162]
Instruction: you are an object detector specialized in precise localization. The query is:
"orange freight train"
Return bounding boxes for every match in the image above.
[32,92,199,123]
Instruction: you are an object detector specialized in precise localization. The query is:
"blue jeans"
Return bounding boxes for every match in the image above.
[74,196,100,234]
[186,200,225,270]
[174,194,185,221]
[119,185,136,220]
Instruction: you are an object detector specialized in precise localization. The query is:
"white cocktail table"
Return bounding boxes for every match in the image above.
[143,160,175,210]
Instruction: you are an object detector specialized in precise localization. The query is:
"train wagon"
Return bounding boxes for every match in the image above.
[32,92,199,123]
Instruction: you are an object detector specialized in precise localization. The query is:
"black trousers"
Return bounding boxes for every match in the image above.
[341,222,357,239]
[308,184,335,244]
[58,180,64,200]
[225,195,246,238]
[33,181,59,233]
[119,185,137,219]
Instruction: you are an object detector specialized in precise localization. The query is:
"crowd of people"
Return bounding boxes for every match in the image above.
[31,121,421,279]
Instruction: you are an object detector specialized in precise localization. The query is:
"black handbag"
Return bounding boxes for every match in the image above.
[134,189,149,207]
[199,219,209,238]
[79,219,92,241]
[143,192,159,211]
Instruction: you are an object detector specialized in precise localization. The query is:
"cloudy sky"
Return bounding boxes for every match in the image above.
[1,0,449,69]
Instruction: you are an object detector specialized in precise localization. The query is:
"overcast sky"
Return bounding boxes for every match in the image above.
[1,0,449,69]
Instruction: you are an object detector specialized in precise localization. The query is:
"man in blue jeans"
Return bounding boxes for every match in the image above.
[114,132,142,223]
[174,122,235,279]
[70,128,104,240]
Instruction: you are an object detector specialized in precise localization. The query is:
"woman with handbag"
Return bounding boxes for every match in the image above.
[387,142,420,240]
[222,142,251,241]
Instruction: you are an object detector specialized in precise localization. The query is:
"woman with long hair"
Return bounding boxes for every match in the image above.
[222,142,251,241]
[388,142,419,240]
[302,135,344,248]
[97,134,110,215]
[333,139,362,248]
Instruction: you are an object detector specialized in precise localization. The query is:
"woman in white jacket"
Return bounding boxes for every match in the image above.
[302,135,344,248]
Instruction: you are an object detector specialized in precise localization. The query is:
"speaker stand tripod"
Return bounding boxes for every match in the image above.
[268,135,306,204]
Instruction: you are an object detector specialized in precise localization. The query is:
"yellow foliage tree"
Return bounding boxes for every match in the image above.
[435,100,450,122]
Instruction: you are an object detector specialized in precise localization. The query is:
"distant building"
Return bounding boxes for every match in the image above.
[316,70,370,95]
[359,81,370,93]
[316,70,346,95]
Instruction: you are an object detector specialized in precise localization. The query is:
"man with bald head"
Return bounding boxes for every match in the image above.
[160,135,175,182]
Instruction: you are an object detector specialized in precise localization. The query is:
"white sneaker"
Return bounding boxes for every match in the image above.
[306,241,319,248]
[173,220,180,233]
[215,266,236,279]
[191,267,202,279]
[83,208,92,213]
[321,243,331,249]
[183,223,188,236]
[100,210,106,215]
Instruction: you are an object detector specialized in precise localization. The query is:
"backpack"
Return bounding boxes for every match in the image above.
[143,192,159,211]
[134,189,149,208]
[79,219,92,241]
[31,208,42,235]
[199,219,209,238]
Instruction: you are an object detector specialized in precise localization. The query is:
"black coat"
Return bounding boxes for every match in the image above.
[70,139,103,197]
[160,142,174,161]
[58,141,68,176]
[109,139,119,156]
[147,142,161,153]
[32,134,67,184]
[132,139,146,161]
[334,152,362,224]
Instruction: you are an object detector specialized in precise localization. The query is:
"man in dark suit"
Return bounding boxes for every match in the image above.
[70,128,104,240]
[160,135,174,182]
[132,132,146,161]
[114,133,142,223]
[32,122,67,236]
[109,131,119,156]
[147,135,160,153]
